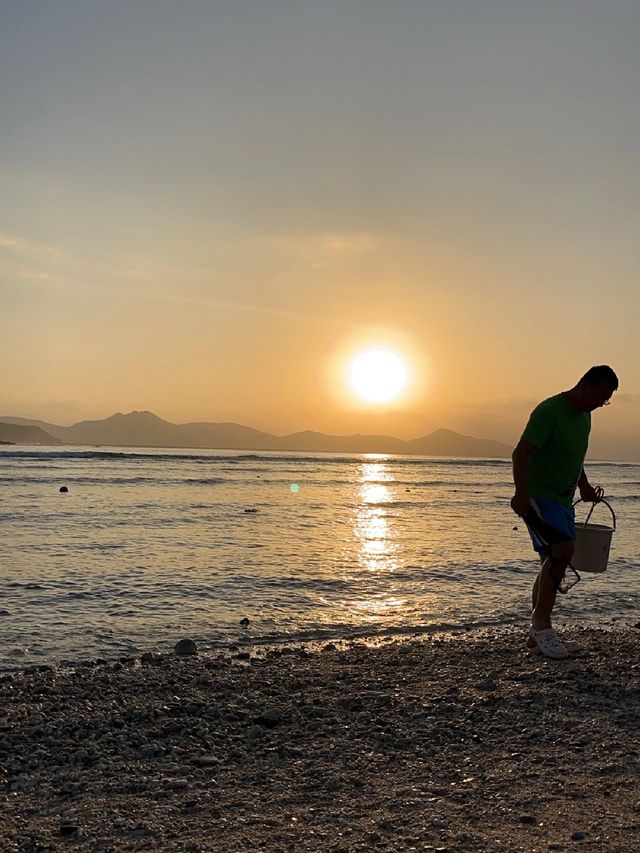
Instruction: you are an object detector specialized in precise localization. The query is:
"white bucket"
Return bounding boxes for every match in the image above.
[572,500,616,574]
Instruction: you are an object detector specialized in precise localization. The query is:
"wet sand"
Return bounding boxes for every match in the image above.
[1,627,638,851]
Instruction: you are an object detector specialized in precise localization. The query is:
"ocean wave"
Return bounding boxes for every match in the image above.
[232,615,524,648]
[0,448,515,466]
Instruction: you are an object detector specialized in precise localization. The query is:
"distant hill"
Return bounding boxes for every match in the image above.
[275,430,408,454]
[405,428,510,458]
[0,411,512,457]
[0,422,62,446]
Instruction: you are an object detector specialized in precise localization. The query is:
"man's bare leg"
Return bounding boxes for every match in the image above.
[527,558,545,649]
[531,540,573,630]
[532,556,564,629]
[531,556,545,611]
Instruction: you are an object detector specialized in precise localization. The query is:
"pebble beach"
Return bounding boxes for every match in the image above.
[1,627,638,852]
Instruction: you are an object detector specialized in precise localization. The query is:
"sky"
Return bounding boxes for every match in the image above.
[1,1,640,458]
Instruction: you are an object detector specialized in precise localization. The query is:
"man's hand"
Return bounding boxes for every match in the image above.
[579,483,604,503]
[510,493,531,517]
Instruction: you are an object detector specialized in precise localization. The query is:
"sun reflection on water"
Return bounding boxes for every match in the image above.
[355,464,396,568]
[349,456,406,621]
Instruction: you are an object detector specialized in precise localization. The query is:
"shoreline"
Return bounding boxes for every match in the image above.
[2,614,639,676]
[1,626,638,851]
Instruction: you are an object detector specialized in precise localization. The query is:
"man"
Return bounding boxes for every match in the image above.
[511,365,618,659]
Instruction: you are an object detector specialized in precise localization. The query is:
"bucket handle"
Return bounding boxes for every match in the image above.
[573,498,616,531]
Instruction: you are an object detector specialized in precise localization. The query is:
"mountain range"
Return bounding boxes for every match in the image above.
[0,411,512,457]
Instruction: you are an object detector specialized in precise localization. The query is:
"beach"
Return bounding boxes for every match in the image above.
[1,627,638,852]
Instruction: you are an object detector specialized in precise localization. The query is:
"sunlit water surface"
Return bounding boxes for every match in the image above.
[1,447,638,666]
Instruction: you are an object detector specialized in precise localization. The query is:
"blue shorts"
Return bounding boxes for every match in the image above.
[526,497,575,556]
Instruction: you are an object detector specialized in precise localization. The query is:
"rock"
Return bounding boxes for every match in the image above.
[247,725,263,740]
[431,816,448,828]
[337,696,364,712]
[59,824,79,836]
[257,708,281,728]
[124,825,154,838]
[571,735,595,747]
[519,814,537,825]
[59,486,69,493]
[164,778,188,790]
[192,755,218,767]
[0,610,10,616]
[240,617,250,627]
[174,639,198,656]
[571,831,586,841]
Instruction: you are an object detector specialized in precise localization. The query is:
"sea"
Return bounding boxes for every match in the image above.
[1,447,638,668]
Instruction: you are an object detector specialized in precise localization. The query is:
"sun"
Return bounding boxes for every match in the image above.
[350,349,407,403]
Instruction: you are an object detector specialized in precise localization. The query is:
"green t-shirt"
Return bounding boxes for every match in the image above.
[522,393,591,507]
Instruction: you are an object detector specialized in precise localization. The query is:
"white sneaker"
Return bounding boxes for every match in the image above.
[529,627,569,659]
[528,636,579,655]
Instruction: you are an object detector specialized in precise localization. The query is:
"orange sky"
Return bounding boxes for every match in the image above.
[2,3,639,458]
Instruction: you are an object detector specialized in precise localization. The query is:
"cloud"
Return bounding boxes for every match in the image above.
[15,267,56,282]
[0,233,29,252]
[255,230,378,270]
[323,232,376,254]
[0,233,57,255]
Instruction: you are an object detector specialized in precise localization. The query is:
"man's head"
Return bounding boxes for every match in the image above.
[574,365,619,411]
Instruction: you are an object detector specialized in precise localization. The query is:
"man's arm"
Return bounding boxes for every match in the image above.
[511,438,535,516]
[578,467,604,502]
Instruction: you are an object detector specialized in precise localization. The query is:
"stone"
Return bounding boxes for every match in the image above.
[164,778,188,790]
[257,708,281,728]
[192,755,218,767]
[174,639,198,657]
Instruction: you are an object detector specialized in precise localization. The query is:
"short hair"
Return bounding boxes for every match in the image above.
[579,365,619,389]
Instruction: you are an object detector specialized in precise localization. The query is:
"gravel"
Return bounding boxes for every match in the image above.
[1,627,638,851]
